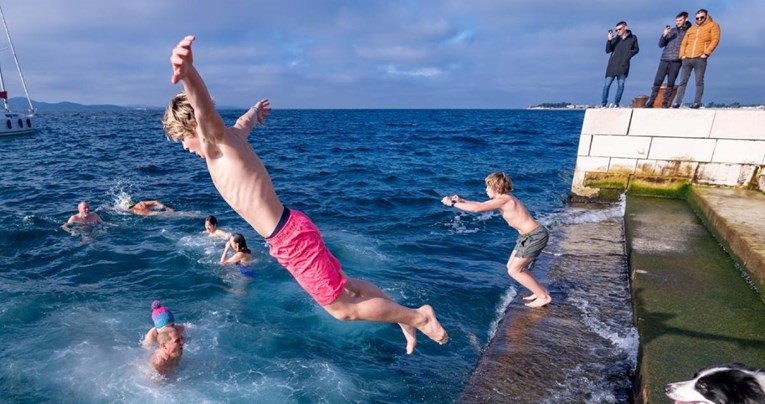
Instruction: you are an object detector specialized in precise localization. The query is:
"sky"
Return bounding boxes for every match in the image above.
[0,0,762,109]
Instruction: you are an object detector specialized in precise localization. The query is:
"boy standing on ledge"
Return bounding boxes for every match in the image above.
[161,35,447,354]
[442,172,552,308]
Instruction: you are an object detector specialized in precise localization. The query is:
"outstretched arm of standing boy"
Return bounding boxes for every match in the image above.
[441,195,504,213]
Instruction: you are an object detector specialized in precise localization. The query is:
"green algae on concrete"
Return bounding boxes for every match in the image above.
[625,195,765,403]
[627,177,689,199]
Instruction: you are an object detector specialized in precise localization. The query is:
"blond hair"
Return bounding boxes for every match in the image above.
[485,172,513,193]
[161,92,195,141]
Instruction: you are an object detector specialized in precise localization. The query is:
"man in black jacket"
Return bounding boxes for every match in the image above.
[645,12,691,108]
[601,21,639,107]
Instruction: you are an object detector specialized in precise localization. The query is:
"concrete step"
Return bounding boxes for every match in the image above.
[625,195,765,403]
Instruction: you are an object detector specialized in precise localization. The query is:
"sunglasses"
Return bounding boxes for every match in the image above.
[695,16,706,21]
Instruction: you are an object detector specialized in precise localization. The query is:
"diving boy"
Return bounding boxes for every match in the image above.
[442,172,552,308]
[161,35,447,354]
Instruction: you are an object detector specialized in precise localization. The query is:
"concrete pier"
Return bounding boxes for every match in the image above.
[572,109,765,200]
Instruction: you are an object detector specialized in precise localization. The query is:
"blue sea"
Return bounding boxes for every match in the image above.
[0,109,636,402]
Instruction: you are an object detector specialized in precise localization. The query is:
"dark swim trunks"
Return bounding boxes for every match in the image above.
[514,225,549,258]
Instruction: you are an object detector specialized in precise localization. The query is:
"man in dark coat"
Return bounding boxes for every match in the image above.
[601,21,639,107]
[645,12,691,108]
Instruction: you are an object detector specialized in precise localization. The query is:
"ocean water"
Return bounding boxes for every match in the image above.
[0,109,635,402]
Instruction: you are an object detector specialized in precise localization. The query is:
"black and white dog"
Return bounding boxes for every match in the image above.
[665,363,765,403]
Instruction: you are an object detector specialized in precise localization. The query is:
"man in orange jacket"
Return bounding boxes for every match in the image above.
[673,8,721,109]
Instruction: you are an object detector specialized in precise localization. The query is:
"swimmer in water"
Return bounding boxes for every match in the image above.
[122,199,174,216]
[162,35,447,354]
[151,326,184,376]
[205,215,231,238]
[220,233,255,277]
[62,201,105,235]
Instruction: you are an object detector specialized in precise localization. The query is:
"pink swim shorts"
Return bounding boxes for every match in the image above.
[267,209,346,306]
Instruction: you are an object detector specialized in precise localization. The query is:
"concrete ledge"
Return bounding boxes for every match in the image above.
[686,187,765,297]
[625,195,765,403]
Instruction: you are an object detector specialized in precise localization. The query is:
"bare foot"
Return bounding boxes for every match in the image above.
[522,294,538,301]
[524,294,552,308]
[399,324,417,354]
[416,305,449,345]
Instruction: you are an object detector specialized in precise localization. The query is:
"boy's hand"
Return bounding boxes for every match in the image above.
[170,35,196,84]
[254,99,272,125]
[441,196,455,206]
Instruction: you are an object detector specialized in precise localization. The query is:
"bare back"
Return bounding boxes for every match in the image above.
[205,127,283,238]
[496,193,539,235]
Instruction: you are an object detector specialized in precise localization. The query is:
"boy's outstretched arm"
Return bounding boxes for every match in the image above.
[170,35,225,145]
[441,195,503,213]
[233,99,271,139]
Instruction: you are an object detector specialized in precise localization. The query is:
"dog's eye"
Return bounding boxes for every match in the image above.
[696,381,708,392]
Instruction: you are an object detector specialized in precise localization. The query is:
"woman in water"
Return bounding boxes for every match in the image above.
[220,233,255,278]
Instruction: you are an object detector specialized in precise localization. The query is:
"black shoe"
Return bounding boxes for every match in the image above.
[672,104,680,109]
[689,103,701,109]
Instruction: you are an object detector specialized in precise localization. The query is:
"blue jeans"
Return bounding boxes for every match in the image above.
[602,75,626,106]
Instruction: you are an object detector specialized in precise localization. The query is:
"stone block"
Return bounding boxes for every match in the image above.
[711,139,765,164]
[635,160,698,178]
[577,135,592,156]
[710,110,765,140]
[629,109,714,138]
[609,158,638,173]
[648,138,716,162]
[695,163,757,187]
[575,156,610,173]
[581,109,632,135]
[590,135,651,159]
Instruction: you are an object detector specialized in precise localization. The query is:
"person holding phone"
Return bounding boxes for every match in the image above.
[645,12,691,108]
[601,21,639,108]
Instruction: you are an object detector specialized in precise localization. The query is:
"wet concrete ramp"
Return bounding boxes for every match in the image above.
[461,215,636,403]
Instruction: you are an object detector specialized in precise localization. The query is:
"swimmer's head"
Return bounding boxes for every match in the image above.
[205,215,217,232]
[121,199,134,210]
[151,300,175,330]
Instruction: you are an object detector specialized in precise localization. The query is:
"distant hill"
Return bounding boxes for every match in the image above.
[5,97,126,111]
[5,97,243,111]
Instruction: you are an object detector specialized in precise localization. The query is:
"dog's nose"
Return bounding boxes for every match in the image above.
[664,384,673,393]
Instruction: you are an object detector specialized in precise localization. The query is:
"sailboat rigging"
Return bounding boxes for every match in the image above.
[0,4,35,136]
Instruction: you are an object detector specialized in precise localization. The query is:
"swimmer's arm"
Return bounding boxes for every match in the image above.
[144,201,173,212]
[61,222,77,236]
[221,249,245,265]
[93,213,105,224]
[142,327,158,348]
[233,99,271,139]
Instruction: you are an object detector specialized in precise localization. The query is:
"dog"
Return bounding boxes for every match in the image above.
[665,363,765,403]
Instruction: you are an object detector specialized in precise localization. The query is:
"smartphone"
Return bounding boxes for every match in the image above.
[608,29,614,34]
[665,25,671,29]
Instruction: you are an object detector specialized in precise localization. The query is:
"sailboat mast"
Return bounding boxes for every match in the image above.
[0,5,33,112]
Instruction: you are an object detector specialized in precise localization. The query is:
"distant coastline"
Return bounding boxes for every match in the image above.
[6,97,240,112]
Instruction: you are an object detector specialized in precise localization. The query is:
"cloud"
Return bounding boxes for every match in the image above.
[0,0,761,108]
